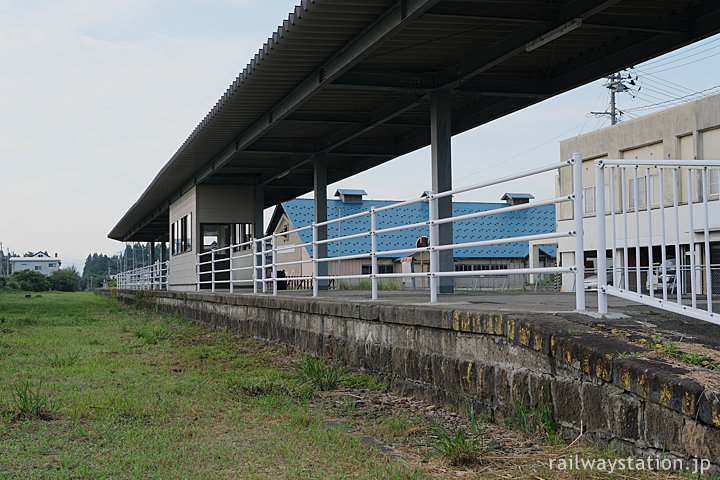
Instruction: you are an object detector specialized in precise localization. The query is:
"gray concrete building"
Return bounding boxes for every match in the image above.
[556,93,720,293]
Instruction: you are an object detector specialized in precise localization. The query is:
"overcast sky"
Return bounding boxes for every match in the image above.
[2,1,719,270]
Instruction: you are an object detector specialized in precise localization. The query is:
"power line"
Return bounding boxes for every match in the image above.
[644,50,720,75]
[624,84,720,113]
[638,36,720,68]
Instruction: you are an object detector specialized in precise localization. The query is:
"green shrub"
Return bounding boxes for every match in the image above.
[10,270,51,292]
[50,267,81,292]
[0,276,20,292]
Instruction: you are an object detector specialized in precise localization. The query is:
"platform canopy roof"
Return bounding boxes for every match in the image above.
[109,0,720,242]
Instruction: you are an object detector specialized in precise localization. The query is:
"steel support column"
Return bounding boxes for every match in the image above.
[161,242,167,263]
[314,155,329,290]
[254,185,264,287]
[431,90,454,294]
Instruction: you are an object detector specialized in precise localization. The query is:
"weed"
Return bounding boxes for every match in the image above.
[506,397,559,442]
[430,406,486,466]
[537,398,559,442]
[378,414,424,439]
[226,370,307,398]
[9,380,59,420]
[43,351,79,368]
[567,328,581,334]
[341,396,357,414]
[134,326,166,345]
[506,400,531,435]
[682,353,710,366]
[295,355,346,391]
[339,279,401,291]
[343,372,388,392]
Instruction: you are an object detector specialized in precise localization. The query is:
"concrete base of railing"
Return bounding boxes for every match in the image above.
[97,288,720,474]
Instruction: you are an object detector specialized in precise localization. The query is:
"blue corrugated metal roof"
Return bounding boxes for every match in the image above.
[281,198,556,259]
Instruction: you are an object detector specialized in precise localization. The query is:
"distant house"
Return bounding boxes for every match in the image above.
[266,190,556,289]
[10,252,61,276]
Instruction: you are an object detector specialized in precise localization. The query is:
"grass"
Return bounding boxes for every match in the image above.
[431,407,486,466]
[295,354,347,391]
[506,397,560,443]
[0,292,424,479]
[339,279,401,290]
[9,381,59,420]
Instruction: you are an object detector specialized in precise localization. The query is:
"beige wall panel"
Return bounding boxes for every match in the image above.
[197,185,255,224]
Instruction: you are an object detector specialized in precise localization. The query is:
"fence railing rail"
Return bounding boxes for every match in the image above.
[189,157,583,306]
[115,154,720,325]
[595,159,720,324]
[117,261,168,290]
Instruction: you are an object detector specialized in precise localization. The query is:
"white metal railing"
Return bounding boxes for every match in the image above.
[117,261,169,290]
[595,159,720,324]
[196,157,584,306]
[196,239,258,293]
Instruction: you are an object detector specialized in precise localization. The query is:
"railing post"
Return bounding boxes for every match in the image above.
[253,239,258,294]
[229,247,234,294]
[573,152,586,311]
[371,207,378,300]
[196,253,200,291]
[702,167,713,313]
[211,250,216,293]
[261,238,267,293]
[428,193,438,303]
[272,233,278,296]
[596,160,608,314]
[312,225,318,297]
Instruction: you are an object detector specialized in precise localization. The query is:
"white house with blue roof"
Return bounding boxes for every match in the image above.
[267,190,556,289]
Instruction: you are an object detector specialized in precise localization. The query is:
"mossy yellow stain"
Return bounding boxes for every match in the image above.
[637,373,649,398]
[512,383,522,401]
[506,318,516,341]
[595,354,613,381]
[659,382,672,407]
[519,325,531,347]
[533,332,544,352]
[472,314,482,333]
[465,362,473,388]
[440,360,445,374]
[563,348,573,365]
[484,316,493,333]
[550,335,556,354]
[452,311,460,331]
[461,312,471,332]
[619,370,632,391]
[494,315,504,335]
[682,391,696,416]
[712,410,720,427]
[580,351,591,374]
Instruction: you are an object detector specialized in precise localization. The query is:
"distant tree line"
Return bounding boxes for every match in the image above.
[81,243,162,290]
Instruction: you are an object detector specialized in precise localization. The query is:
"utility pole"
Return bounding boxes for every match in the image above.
[591,72,636,125]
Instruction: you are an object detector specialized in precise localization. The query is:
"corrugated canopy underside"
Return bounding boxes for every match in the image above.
[109,0,720,242]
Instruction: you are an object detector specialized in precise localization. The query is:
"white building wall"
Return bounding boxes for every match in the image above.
[10,259,61,276]
[168,187,197,291]
[555,94,720,292]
